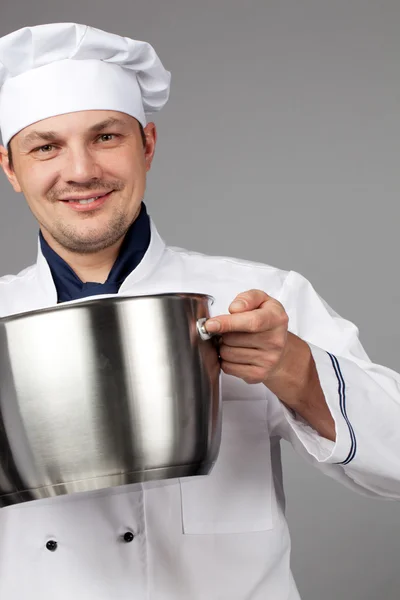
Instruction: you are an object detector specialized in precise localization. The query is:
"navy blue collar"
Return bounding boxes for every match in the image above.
[40,202,151,303]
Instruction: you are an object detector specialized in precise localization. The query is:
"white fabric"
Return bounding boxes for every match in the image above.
[1,219,400,599]
[0,23,171,146]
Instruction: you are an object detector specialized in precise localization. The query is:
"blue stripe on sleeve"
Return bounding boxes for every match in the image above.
[327,352,357,465]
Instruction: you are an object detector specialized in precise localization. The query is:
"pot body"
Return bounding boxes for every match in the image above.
[0,294,221,507]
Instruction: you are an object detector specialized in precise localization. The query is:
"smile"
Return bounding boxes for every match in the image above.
[59,191,113,211]
[67,196,101,205]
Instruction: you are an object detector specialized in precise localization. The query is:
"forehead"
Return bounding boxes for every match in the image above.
[15,110,136,146]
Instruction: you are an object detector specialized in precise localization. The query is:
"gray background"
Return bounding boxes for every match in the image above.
[1,1,400,598]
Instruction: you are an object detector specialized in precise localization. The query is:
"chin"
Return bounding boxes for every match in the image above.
[66,229,125,254]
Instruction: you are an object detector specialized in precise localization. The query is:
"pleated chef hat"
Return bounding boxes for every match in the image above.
[0,22,171,147]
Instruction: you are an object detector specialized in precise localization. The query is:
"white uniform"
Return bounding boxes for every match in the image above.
[1,219,400,600]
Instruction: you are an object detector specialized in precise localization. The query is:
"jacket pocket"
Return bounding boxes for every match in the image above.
[180,386,274,535]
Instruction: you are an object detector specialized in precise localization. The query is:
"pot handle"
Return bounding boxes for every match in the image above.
[196,317,215,341]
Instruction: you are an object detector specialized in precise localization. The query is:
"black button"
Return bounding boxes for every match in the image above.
[123,531,134,543]
[46,540,58,552]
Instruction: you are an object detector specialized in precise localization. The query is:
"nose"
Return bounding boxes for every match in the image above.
[61,146,103,184]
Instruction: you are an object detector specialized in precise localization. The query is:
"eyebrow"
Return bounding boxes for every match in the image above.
[20,117,129,147]
[87,117,128,133]
[21,130,59,145]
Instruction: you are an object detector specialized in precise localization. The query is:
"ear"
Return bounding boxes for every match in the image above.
[143,122,157,173]
[0,145,22,193]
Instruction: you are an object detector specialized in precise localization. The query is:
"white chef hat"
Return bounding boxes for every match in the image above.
[0,22,171,147]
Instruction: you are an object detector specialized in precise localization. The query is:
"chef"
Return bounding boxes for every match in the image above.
[0,22,399,600]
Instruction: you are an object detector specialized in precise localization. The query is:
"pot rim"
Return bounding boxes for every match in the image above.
[0,292,215,324]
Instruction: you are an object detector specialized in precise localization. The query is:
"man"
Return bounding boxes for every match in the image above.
[0,22,399,600]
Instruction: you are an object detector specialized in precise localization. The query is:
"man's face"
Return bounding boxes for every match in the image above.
[0,110,156,254]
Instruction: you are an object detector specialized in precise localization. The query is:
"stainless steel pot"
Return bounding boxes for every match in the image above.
[0,293,221,507]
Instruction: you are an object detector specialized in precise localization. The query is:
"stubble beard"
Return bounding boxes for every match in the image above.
[49,206,131,254]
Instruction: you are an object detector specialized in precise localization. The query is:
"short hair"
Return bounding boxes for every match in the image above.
[7,121,147,171]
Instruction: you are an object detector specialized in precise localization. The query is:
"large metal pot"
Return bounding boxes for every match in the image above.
[0,293,221,507]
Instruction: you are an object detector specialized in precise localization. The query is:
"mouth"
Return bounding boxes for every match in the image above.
[59,191,113,211]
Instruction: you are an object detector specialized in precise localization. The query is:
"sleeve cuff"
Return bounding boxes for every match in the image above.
[282,343,356,465]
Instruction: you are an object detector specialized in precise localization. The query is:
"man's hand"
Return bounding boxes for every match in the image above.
[205,289,336,441]
[205,289,289,385]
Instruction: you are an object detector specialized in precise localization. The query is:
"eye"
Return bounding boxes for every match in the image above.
[34,144,55,153]
[98,133,118,142]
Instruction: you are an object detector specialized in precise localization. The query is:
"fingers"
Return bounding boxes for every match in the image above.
[206,299,287,335]
[229,289,270,313]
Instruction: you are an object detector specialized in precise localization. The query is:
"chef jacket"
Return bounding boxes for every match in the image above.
[0,216,400,600]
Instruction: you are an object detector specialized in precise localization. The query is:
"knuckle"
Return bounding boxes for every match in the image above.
[219,345,227,359]
[249,314,262,332]
[280,312,289,327]
[270,335,286,352]
[221,361,230,374]
[234,292,250,306]
[262,354,279,372]
[243,367,261,384]
[239,289,264,305]
[238,290,252,300]
[222,361,237,376]
[271,302,289,327]
[227,321,235,333]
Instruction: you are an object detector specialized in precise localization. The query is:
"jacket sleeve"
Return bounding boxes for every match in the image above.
[269,269,400,500]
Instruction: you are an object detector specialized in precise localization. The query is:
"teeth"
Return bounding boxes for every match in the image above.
[68,197,99,204]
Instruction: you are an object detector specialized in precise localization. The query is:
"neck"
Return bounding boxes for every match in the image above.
[40,232,126,283]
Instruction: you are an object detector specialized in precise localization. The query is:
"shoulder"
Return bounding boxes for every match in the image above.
[0,264,37,314]
[163,244,290,294]
[0,264,36,286]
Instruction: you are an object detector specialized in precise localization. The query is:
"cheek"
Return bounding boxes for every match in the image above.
[19,163,57,200]
[20,179,47,204]
[113,161,145,183]
[105,146,146,180]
